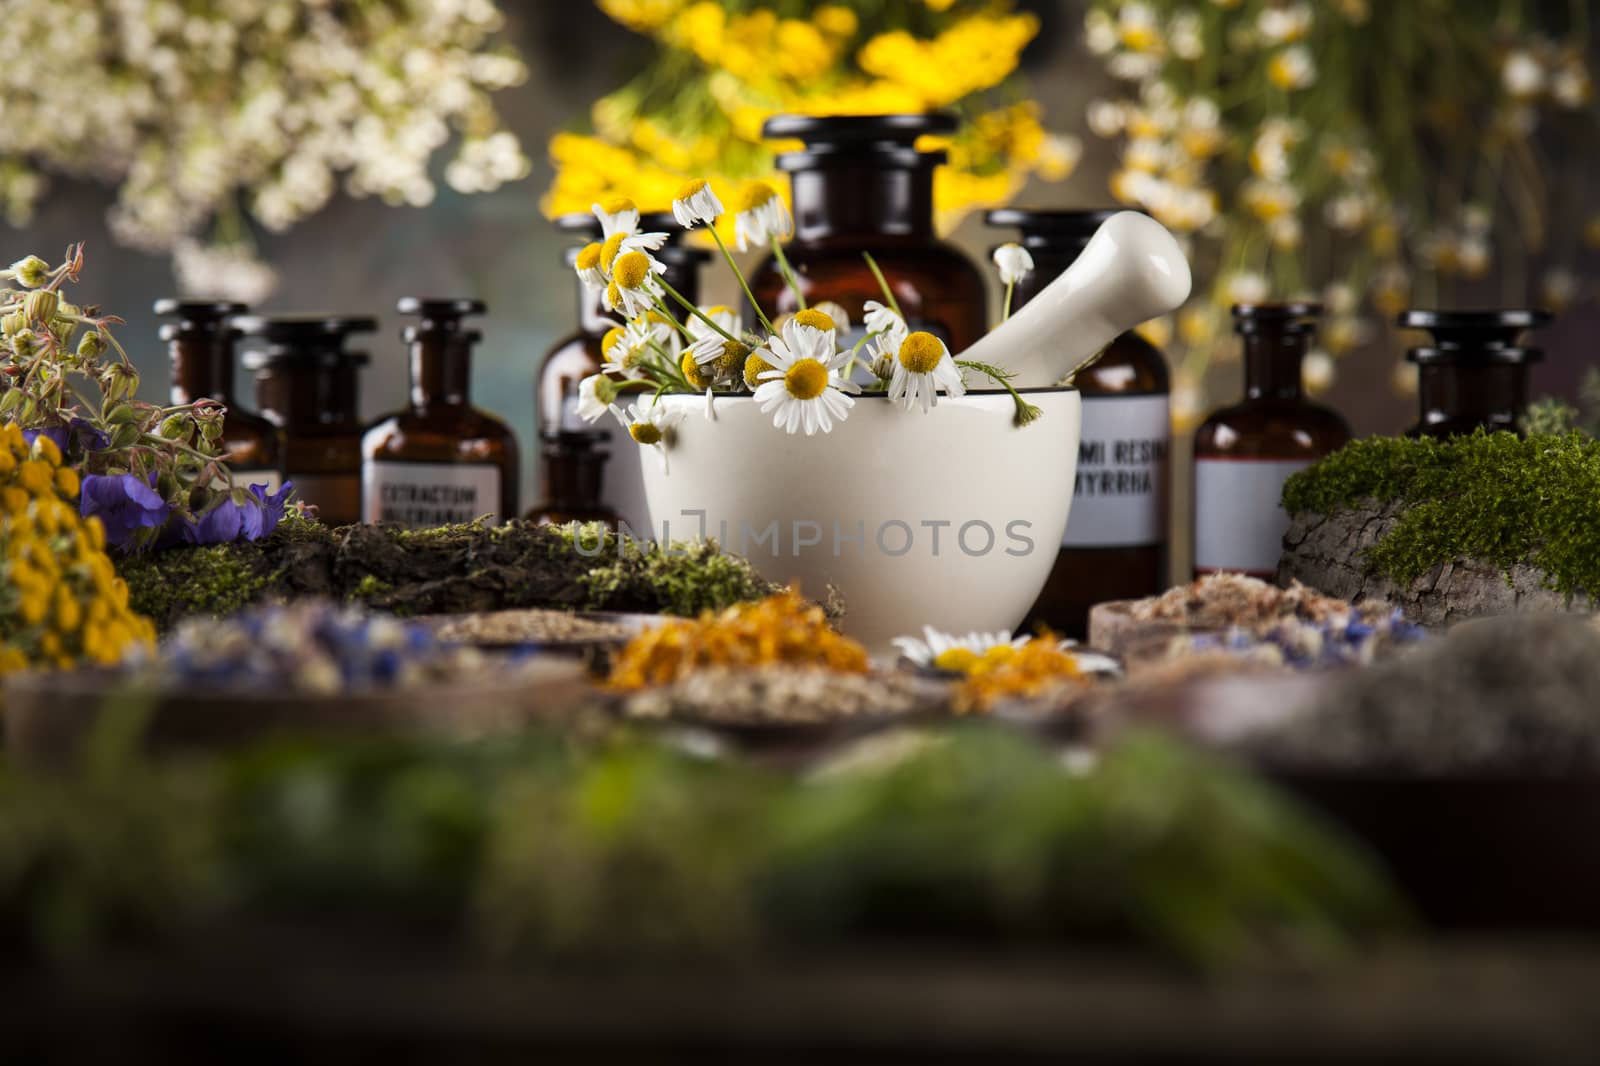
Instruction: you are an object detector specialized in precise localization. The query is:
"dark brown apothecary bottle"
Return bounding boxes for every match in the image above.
[239,315,375,527]
[361,299,519,528]
[526,430,620,529]
[1399,309,1551,438]
[750,113,987,350]
[1193,303,1351,579]
[986,209,1172,639]
[154,299,283,489]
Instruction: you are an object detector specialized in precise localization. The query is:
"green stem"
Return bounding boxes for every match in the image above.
[705,225,776,334]
[863,253,903,318]
[646,297,695,342]
[1002,280,1015,322]
[658,281,739,343]
[771,240,807,311]
[957,359,1041,428]
[645,339,693,390]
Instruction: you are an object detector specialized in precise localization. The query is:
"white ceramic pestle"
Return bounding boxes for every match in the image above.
[958,210,1192,388]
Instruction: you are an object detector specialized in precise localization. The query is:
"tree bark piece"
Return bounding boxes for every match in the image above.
[1276,501,1594,627]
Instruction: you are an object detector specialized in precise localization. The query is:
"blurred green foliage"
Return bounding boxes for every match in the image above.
[0,716,1405,969]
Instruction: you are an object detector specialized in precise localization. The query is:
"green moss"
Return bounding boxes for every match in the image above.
[1282,430,1600,598]
[350,574,393,601]
[578,535,776,616]
[121,542,277,626]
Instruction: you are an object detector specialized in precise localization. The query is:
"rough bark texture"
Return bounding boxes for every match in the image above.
[1276,501,1594,627]
[119,521,792,632]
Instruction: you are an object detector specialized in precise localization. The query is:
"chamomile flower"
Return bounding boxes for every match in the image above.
[600,320,661,378]
[876,330,966,413]
[689,332,750,383]
[786,306,840,354]
[992,243,1034,285]
[574,241,606,291]
[734,181,792,251]
[813,301,851,339]
[610,401,684,473]
[599,228,669,274]
[605,250,665,319]
[753,327,858,436]
[677,352,722,420]
[686,304,741,342]
[892,626,1029,675]
[862,299,905,337]
[592,196,640,238]
[575,374,613,423]
[742,348,775,390]
[672,178,724,229]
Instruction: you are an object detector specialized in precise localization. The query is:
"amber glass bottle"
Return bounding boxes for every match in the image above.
[526,430,620,528]
[361,299,519,528]
[239,315,375,526]
[1399,309,1551,438]
[988,209,1171,638]
[1193,303,1351,579]
[749,114,987,351]
[154,299,282,489]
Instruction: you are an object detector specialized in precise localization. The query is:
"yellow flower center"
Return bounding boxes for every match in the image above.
[898,331,945,375]
[676,178,710,202]
[703,304,735,319]
[933,648,980,673]
[629,422,663,446]
[718,340,749,377]
[793,308,836,332]
[743,351,774,389]
[613,251,651,290]
[605,281,622,309]
[601,326,628,357]
[681,351,711,389]
[784,358,829,400]
[737,181,779,212]
[600,232,627,270]
[575,242,603,271]
[600,196,636,217]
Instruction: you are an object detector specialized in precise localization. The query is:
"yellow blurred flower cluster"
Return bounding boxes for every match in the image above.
[1084,0,1599,426]
[0,426,155,675]
[549,1,1077,235]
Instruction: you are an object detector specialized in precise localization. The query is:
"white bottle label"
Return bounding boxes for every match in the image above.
[1193,458,1314,576]
[361,461,502,529]
[1063,394,1169,548]
[224,468,283,496]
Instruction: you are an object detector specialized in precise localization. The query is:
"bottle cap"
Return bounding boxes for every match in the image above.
[235,314,377,370]
[1231,302,1323,336]
[397,298,486,343]
[1399,309,1550,365]
[154,299,250,342]
[765,112,957,171]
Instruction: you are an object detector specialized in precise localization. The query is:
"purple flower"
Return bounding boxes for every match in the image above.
[65,416,111,452]
[183,480,293,546]
[21,425,70,454]
[80,472,172,550]
[14,418,110,457]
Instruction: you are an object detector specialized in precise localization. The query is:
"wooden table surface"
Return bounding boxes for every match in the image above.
[8,933,1600,1063]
